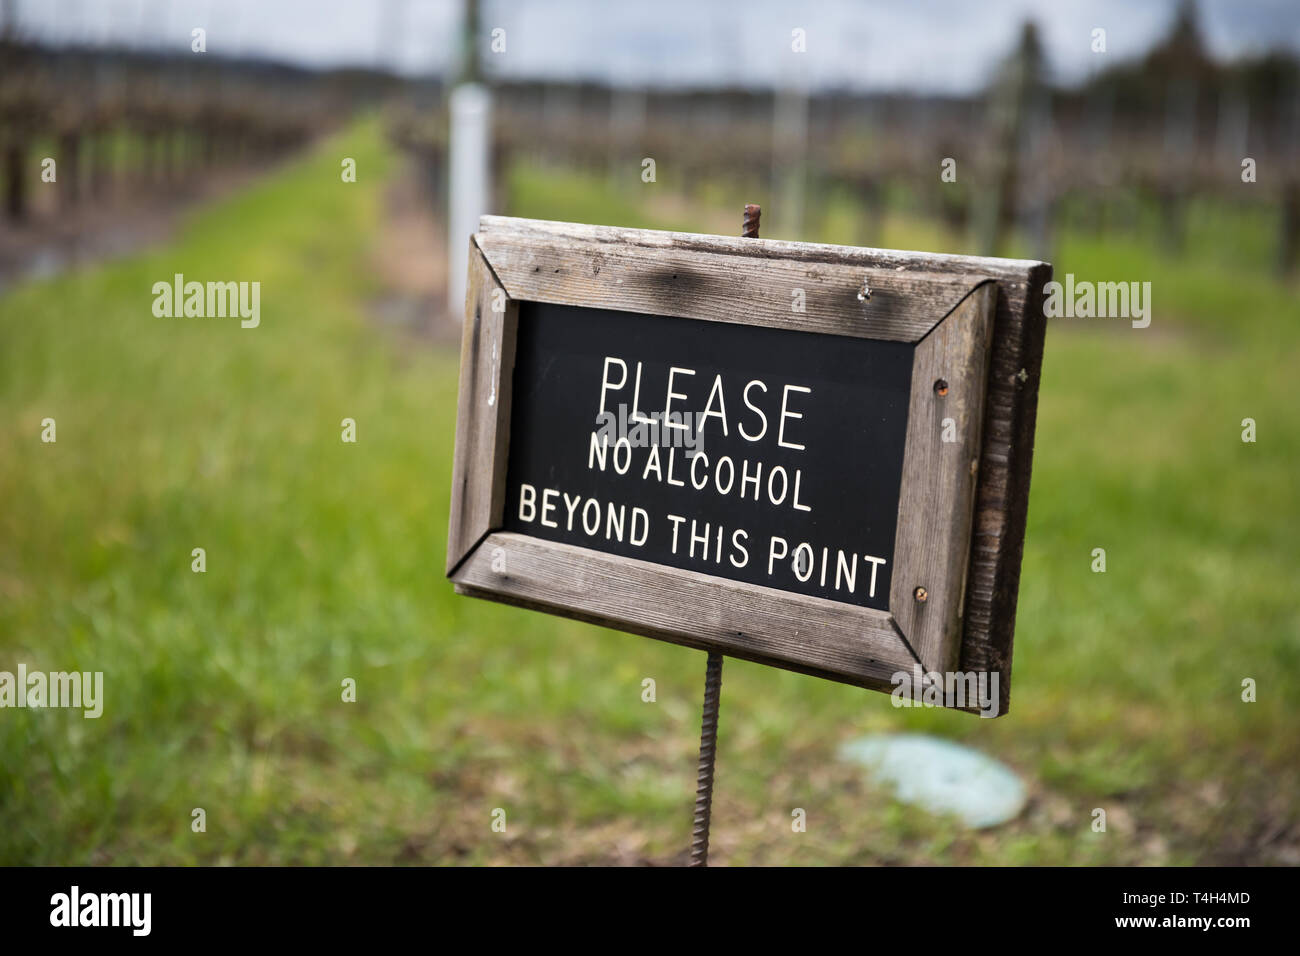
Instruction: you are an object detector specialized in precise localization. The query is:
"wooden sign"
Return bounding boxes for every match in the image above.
[447,216,1050,714]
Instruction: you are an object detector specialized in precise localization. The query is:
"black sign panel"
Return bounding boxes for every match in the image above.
[503,302,913,610]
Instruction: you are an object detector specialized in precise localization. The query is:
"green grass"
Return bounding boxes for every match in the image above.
[1,122,1297,865]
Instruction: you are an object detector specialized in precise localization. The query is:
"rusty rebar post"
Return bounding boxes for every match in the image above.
[686,204,760,867]
[688,651,723,866]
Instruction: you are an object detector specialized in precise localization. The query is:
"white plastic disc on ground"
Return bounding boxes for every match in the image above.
[838,733,1026,828]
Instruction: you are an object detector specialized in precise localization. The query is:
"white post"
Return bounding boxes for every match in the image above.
[448,82,492,319]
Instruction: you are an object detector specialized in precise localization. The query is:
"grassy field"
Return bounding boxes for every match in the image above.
[1,122,1297,865]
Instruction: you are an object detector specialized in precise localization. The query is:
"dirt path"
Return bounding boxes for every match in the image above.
[0,161,289,295]
[0,146,462,355]
[368,152,458,345]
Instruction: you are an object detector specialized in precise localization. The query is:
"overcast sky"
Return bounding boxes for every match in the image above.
[12,0,1300,92]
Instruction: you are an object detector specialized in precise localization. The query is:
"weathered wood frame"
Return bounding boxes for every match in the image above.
[448,216,1050,714]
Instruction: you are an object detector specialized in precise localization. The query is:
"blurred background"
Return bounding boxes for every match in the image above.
[1,0,1297,865]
